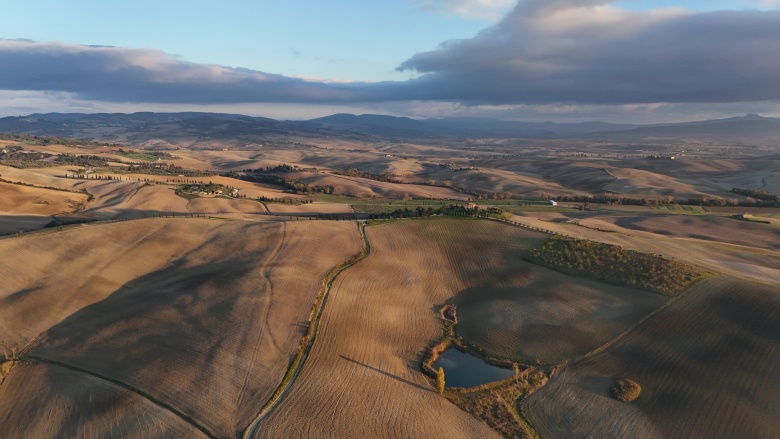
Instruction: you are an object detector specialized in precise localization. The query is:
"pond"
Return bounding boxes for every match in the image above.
[433,348,515,388]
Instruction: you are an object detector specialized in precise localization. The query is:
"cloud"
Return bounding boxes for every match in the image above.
[2,1,780,114]
[755,0,780,8]
[411,0,515,20]
[0,39,384,104]
[398,0,780,105]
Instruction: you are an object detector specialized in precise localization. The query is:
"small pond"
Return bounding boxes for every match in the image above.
[433,348,515,388]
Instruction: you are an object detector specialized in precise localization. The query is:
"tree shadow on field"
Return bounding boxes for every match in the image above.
[339,355,432,392]
[574,374,614,399]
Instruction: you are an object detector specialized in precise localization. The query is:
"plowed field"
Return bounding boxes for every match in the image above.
[524,277,780,439]
[0,219,361,438]
[258,220,544,438]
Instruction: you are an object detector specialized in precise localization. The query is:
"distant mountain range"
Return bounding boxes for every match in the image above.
[299,113,642,138]
[0,111,778,145]
[301,113,780,143]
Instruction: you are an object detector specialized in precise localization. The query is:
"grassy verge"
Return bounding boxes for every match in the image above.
[451,371,547,439]
[732,214,772,224]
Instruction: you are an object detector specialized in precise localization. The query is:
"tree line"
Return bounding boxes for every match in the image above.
[550,192,780,207]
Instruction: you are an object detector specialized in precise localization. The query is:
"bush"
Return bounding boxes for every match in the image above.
[612,378,641,402]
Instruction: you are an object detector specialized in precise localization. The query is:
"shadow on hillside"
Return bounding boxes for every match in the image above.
[27,235,286,436]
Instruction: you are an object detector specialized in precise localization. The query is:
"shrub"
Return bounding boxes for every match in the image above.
[612,378,641,402]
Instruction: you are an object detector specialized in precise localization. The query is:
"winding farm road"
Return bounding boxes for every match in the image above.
[242,221,371,439]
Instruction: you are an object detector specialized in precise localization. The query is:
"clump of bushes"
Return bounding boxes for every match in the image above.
[527,236,704,296]
[612,378,641,402]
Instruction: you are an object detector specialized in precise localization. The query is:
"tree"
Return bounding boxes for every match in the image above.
[436,367,445,394]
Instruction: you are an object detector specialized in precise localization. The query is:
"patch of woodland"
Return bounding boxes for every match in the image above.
[0,132,119,148]
[115,148,177,161]
[526,236,706,296]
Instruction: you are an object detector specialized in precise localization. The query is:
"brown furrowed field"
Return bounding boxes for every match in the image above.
[509,213,780,287]
[0,219,361,438]
[98,173,305,200]
[453,269,665,364]
[0,362,207,439]
[524,277,780,439]
[0,182,88,215]
[0,214,53,235]
[0,165,85,190]
[589,214,780,251]
[3,133,779,438]
[291,171,469,199]
[257,220,549,438]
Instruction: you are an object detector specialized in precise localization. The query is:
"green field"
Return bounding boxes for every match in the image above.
[652,204,708,214]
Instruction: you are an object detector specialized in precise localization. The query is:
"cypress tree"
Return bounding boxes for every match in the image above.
[436,367,445,394]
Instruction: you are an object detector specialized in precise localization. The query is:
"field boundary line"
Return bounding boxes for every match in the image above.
[242,220,371,439]
[27,356,216,439]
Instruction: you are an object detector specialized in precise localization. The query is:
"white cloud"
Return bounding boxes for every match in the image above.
[411,0,516,20]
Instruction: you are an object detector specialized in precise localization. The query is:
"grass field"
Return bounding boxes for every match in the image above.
[0,219,361,438]
[651,204,708,214]
[265,202,353,215]
[453,269,666,364]
[524,277,780,439]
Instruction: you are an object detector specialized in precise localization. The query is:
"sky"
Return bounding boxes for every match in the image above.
[1,0,779,123]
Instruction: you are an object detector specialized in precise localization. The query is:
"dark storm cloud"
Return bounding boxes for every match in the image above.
[398,1,780,104]
[2,1,779,107]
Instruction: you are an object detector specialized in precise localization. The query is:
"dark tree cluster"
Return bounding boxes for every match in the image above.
[527,237,703,296]
[0,132,120,148]
[551,192,776,207]
[731,188,780,204]
[367,204,505,220]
